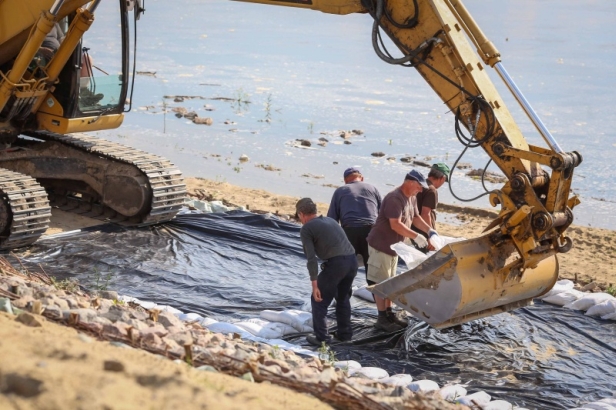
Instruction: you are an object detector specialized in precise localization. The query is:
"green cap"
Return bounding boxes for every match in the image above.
[432,163,451,181]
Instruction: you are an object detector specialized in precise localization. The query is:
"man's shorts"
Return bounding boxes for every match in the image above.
[367,245,398,284]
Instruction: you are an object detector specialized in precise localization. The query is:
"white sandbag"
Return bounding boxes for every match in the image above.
[260,309,313,332]
[350,367,389,380]
[408,379,440,392]
[564,293,615,311]
[581,401,616,410]
[352,285,375,302]
[137,300,158,310]
[392,236,465,270]
[334,360,362,371]
[456,391,491,407]
[391,242,428,270]
[541,279,575,298]
[205,322,251,338]
[200,317,218,326]
[483,400,514,410]
[210,200,231,213]
[440,384,467,401]
[586,299,616,317]
[257,322,297,339]
[233,321,264,336]
[157,304,183,315]
[602,311,616,320]
[178,312,203,322]
[380,374,414,386]
[542,288,585,306]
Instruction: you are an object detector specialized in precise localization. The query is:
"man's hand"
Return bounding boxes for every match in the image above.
[413,234,428,249]
[311,280,322,302]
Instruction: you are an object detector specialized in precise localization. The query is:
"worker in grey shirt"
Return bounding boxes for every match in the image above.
[297,198,358,346]
[328,167,382,277]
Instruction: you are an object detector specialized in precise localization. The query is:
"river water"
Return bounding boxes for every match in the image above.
[89,0,616,229]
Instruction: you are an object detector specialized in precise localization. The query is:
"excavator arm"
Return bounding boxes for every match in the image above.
[237,0,582,328]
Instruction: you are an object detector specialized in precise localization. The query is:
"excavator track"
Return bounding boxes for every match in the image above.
[27,131,187,226]
[0,170,51,249]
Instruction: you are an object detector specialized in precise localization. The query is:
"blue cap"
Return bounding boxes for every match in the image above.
[405,169,428,188]
[343,167,361,178]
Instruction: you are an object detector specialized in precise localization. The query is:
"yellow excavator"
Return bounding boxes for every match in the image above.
[2,0,581,328]
[0,0,186,249]
[237,0,582,328]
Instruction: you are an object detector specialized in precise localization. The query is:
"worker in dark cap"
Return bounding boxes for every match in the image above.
[366,169,439,332]
[411,163,451,247]
[327,167,382,280]
[296,198,358,346]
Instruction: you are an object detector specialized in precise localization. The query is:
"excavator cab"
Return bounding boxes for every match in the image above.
[0,0,185,249]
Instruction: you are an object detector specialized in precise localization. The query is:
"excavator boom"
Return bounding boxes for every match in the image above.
[237,0,582,327]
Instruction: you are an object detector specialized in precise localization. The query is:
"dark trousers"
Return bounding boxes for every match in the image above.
[311,254,358,342]
[343,225,372,275]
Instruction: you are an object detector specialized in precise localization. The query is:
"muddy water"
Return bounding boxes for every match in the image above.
[89,0,616,229]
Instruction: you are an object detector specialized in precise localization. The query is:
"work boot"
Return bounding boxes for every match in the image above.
[387,309,409,328]
[306,334,329,347]
[374,315,403,332]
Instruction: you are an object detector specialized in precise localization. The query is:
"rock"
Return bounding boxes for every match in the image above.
[78,334,94,343]
[103,360,125,372]
[141,333,164,350]
[174,97,184,102]
[371,152,385,157]
[193,117,213,125]
[140,324,169,338]
[165,330,193,346]
[296,139,311,147]
[318,137,329,142]
[10,296,34,309]
[581,282,599,292]
[263,359,291,373]
[352,129,364,135]
[102,305,132,322]
[183,111,198,120]
[340,131,352,139]
[343,140,352,145]
[157,311,185,329]
[240,372,254,382]
[239,154,249,162]
[102,322,130,338]
[15,312,44,327]
[42,306,62,320]
[99,290,119,300]
[63,308,99,324]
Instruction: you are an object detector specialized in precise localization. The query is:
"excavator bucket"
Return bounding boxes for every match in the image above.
[370,233,558,329]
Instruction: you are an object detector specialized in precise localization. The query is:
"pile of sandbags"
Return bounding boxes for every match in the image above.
[539,280,616,320]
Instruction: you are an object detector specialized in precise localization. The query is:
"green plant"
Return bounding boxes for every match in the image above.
[307,121,314,134]
[112,299,126,306]
[317,342,336,365]
[231,87,251,114]
[607,286,616,297]
[233,166,241,173]
[269,344,281,359]
[92,267,117,294]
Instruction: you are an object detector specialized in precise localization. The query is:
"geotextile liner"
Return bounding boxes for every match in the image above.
[10,211,616,409]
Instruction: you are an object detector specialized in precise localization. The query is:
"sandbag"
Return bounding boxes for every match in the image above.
[260,309,313,332]
[205,321,251,338]
[350,367,389,380]
[352,285,375,302]
[392,236,466,270]
[456,391,491,407]
[408,379,440,392]
[157,304,183,315]
[233,321,264,336]
[602,311,616,321]
[200,317,219,327]
[580,400,616,410]
[564,293,615,311]
[542,289,585,306]
[334,360,362,372]
[257,322,297,339]
[482,400,514,409]
[178,312,203,322]
[585,299,616,317]
[380,374,414,386]
[440,384,467,401]
[542,279,575,298]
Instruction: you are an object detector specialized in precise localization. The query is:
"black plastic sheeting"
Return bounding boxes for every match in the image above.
[10,211,616,410]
